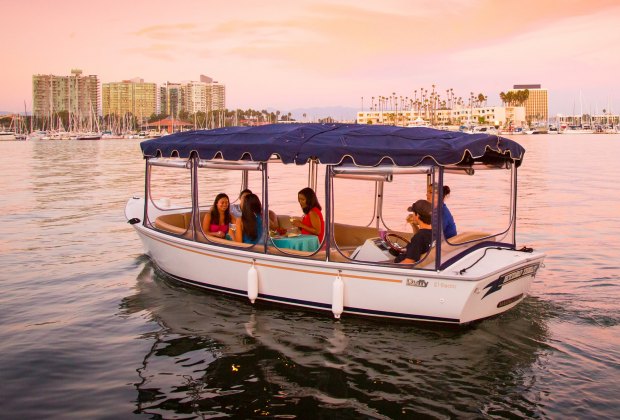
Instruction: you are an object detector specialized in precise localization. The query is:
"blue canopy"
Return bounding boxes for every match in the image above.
[140,123,525,167]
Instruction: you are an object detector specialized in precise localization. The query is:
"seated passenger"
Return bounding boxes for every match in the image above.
[291,187,324,242]
[230,189,252,219]
[396,200,432,264]
[427,184,457,239]
[202,193,233,239]
[233,193,264,244]
[231,188,279,228]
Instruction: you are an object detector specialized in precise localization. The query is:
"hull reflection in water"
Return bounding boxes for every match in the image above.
[120,260,551,418]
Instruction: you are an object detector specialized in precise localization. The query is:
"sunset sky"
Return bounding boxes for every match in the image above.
[1,0,619,116]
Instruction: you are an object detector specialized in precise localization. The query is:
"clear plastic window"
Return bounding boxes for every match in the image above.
[147,160,192,235]
[267,162,327,255]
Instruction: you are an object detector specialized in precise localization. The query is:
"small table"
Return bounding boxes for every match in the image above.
[271,234,320,252]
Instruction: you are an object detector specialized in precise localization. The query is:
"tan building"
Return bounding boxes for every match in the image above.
[200,75,226,112]
[102,78,157,121]
[32,69,99,120]
[510,84,548,123]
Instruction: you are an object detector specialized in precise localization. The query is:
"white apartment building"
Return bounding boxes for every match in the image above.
[177,75,226,115]
[356,106,526,127]
[201,75,226,112]
[182,81,208,115]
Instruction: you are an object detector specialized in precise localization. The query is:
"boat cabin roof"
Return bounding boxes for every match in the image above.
[140,123,525,168]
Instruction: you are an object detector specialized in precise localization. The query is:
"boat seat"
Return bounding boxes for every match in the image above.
[277,216,380,249]
[266,245,351,262]
[200,234,254,249]
[154,212,192,235]
[154,213,493,267]
[334,223,380,249]
[417,231,494,268]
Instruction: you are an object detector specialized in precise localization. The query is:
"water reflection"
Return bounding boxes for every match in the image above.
[121,259,552,418]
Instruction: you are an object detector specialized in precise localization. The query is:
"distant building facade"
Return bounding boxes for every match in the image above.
[102,78,157,120]
[157,75,226,117]
[182,81,208,115]
[200,75,226,112]
[356,105,526,127]
[32,69,99,119]
[510,84,548,123]
[159,82,182,118]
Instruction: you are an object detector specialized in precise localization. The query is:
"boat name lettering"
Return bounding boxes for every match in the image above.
[482,263,540,299]
[502,263,540,284]
[433,282,456,289]
[406,278,428,288]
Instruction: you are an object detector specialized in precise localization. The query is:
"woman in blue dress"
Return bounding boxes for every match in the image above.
[233,193,263,244]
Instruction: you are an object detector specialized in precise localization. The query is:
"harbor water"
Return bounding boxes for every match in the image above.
[0,134,619,418]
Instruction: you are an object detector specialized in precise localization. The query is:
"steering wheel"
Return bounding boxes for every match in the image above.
[383,232,410,255]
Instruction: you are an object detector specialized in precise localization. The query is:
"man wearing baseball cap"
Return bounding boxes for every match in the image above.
[395,199,433,264]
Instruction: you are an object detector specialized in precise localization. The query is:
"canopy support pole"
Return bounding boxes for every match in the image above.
[374,181,384,229]
[308,159,318,192]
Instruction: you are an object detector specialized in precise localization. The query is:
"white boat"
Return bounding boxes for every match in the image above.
[101,130,124,139]
[472,125,498,134]
[407,117,430,127]
[500,127,525,135]
[524,127,548,135]
[561,125,594,135]
[595,125,619,134]
[125,123,545,325]
[461,125,498,135]
[75,132,102,140]
[42,131,71,140]
[28,130,48,141]
[0,131,17,141]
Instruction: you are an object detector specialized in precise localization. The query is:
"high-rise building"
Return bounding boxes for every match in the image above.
[510,84,548,123]
[200,75,226,112]
[182,81,208,114]
[102,78,157,121]
[32,69,99,120]
[159,82,182,117]
[168,75,226,115]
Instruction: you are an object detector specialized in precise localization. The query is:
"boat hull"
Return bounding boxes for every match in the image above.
[127,198,544,325]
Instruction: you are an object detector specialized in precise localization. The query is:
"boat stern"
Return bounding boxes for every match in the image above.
[457,252,545,324]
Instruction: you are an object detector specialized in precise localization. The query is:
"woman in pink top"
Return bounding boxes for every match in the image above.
[291,187,324,242]
[202,193,233,239]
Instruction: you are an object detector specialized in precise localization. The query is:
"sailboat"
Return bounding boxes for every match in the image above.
[0,115,27,141]
[562,92,595,134]
[76,99,102,140]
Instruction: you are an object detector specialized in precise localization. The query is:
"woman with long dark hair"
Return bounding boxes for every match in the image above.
[202,193,233,239]
[233,193,264,244]
[291,187,324,242]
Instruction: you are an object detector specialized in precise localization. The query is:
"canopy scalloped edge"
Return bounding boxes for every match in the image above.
[140,123,525,167]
